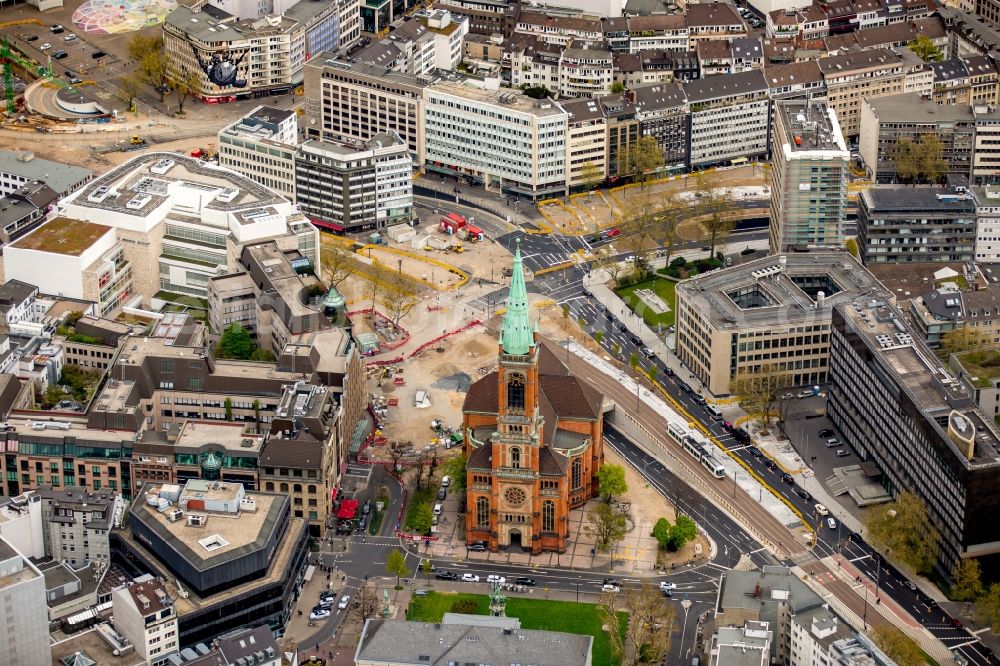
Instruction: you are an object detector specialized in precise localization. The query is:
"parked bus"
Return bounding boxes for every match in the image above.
[701,454,726,479]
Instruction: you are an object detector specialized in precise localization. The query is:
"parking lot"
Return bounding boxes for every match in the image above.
[6,20,119,86]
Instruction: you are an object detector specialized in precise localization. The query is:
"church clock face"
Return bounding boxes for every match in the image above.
[503,487,527,507]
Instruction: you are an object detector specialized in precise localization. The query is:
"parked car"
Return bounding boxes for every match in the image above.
[780,472,794,484]
[515,577,536,586]
[338,595,351,610]
[818,429,834,437]
[486,575,506,585]
[53,50,68,59]
[39,43,52,50]
[764,459,778,471]
[318,598,334,610]
[835,449,851,457]
[602,584,620,593]
[693,395,707,405]
[905,580,917,591]
[356,516,368,532]
[814,504,829,516]
[659,581,677,591]
[50,24,64,33]
[794,487,812,501]
[797,390,814,398]
[641,346,654,358]
[437,488,447,500]
[23,35,38,42]
[665,367,674,377]
[826,517,837,530]
[310,608,331,620]
[436,571,459,580]
[825,438,841,448]
[462,573,480,583]
[603,578,620,586]
[679,382,693,393]
[91,50,107,58]
[320,590,336,601]
[64,33,77,41]
[746,446,763,458]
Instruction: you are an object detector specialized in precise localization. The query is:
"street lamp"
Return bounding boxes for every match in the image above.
[576,576,581,602]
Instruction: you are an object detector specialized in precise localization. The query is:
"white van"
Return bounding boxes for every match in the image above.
[705,404,723,419]
[441,475,451,488]
[433,503,443,515]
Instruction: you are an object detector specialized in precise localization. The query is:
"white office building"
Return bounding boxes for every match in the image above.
[975,185,1000,263]
[424,83,568,198]
[686,69,771,168]
[112,578,179,665]
[218,105,299,201]
[0,538,51,666]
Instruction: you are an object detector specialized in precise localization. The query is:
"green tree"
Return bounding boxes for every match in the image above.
[594,331,605,346]
[892,138,920,184]
[864,491,940,575]
[386,548,411,588]
[250,348,275,362]
[407,502,434,534]
[519,85,552,99]
[620,135,665,189]
[218,323,254,359]
[870,626,925,663]
[442,454,467,491]
[652,517,672,550]
[611,341,621,358]
[127,33,168,101]
[117,71,143,112]
[916,133,947,184]
[908,34,944,62]
[646,365,658,383]
[667,515,697,551]
[845,237,859,258]
[584,502,629,551]
[169,68,200,114]
[610,81,625,95]
[580,160,604,194]
[629,352,640,371]
[976,582,1000,631]
[562,303,570,319]
[598,464,628,503]
[952,558,984,604]
[224,397,233,421]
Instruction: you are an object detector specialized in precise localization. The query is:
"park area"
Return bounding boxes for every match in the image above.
[616,278,677,329]
[407,591,628,666]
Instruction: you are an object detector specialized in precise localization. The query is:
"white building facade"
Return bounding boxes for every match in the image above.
[0,538,51,666]
[975,186,1000,263]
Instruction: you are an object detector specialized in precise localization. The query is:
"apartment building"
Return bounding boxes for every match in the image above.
[631,82,689,171]
[436,0,507,35]
[600,93,639,181]
[858,186,977,264]
[0,149,91,197]
[217,106,298,201]
[163,6,306,102]
[613,50,700,88]
[763,60,825,100]
[621,15,688,53]
[974,104,1000,185]
[859,94,976,183]
[296,132,413,232]
[112,578,179,665]
[38,485,118,568]
[424,83,568,198]
[674,252,888,395]
[827,300,1000,573]
[284,0,361,57]
[559,47,614,98]
[53,153,319,303]
[966,55,999,105]
[562,98,609,190]
[686,69,770,169]
[819,49,906,137]
[513,11,603,48]
[4,217,133,318]
[686,3,748,45]
[932,58,973,106]
[910,281,1000,349]
[769,99,849,253]
[0,538,51,666]
[975,185,1000,262]
[302,57,426,162]
[0,280,37,331]
[0,181,59,246]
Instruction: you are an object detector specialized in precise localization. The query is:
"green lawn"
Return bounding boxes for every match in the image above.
[407,592,627,665]
[616,277,678,328]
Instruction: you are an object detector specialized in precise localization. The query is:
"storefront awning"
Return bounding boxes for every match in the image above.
[336,499,359,520]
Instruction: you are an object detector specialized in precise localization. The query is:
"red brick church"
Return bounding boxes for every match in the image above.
[462,243,605,554]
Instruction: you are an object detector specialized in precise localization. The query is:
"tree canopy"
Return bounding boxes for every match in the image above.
[870,626,925,664]
[598,465,628,502]
[908,34,944,62]
[218,323,254,360]
[585,502,629,552]
[892,134,947,185]
[864,491,940,574]
[386,548,411,588]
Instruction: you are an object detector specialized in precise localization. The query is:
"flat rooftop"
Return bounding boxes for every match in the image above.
[427,82,568,118]
[3,414,136,444]
[69,152,285,218]
[175,421,264,454]
[93,379,135,414]
[837,302,1000,468]
[775,99,848,154]
[860,187,978,213]
[0,150,91,194]
[138,485,276,561]
[866,92,976,123]
[677,251,890,330]
[9,217,110,256]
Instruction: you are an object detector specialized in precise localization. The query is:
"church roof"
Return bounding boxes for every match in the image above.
[468,443,492,470]
[464,371,499,414]
[539,375,603,420]
[539,446,568,476]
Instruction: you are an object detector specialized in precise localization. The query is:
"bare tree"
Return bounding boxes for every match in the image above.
[695,172,737,256]
[601,583,674,666]
[584,502,629,552]
[730,364,788,429]
[117,72,143,112]
[169,69,201,114]
[649,193,683,266]
[367,261,389,313]
[321,243,357,287]
[381,270,420,326]
[345,579,380,624]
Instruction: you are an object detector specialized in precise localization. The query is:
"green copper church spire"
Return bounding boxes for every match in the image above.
[501,240,533,355]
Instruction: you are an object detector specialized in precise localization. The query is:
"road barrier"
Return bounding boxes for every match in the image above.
[409,319,482,358]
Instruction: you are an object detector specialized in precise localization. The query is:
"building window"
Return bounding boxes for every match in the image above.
[542,500,555,532]
[476,496,489,527]
[510,447,521,469]
[507,374,525,410]
[571,458,582,490]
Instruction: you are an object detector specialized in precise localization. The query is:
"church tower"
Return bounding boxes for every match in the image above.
[491,241,543,552]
